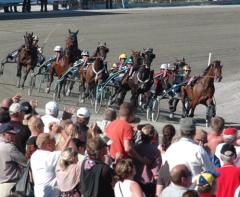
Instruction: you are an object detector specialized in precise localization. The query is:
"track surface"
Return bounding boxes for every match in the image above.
[0,6,240,129]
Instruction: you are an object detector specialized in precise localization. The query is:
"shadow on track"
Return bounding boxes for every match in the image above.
[0,10,127,20]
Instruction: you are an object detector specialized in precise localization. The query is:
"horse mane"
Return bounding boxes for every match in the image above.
[202,60,221,76]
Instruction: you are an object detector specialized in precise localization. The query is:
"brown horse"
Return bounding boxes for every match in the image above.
[93,42,109,61]
[181,60,223,125]
[79,57,108,101]
[45,34,75,96]
[68,29,82,63]
[17,32,38,88]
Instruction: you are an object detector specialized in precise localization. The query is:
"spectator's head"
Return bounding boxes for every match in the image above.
[65,123,78,138]
[195,171,218,194]
[104,108,117,121]
[21,101,33,115]
[1,97,13,111]
[180,118,196,138]
[87,136,107,161]
[9,103,25,122]
[27,115,44,136]
[194,128,208,146]
[220,143,237,164]
[211,116,225,135]
[0,122,20,143]
[161,124,176,151]
[182,190,199,197]
[59,147,78,169]
[0,108,10,124]
[141,124,155,144]
[45,101,59,117]
[76,107,91,125]
[72,138,86,155]
[36,133,56,152]
[223,128,237,144]
[119,102,135,122]
[115,158,135,181]
[25,136,38,160]
[170,164,192,188]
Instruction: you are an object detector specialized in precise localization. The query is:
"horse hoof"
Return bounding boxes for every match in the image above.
[169,113,174,119]
[45,88,50,94]
[66,89,70,96]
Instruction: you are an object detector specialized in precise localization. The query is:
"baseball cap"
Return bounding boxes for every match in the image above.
[45,101,59,115]
[9,103,24,115]
[77,107,91,118]
[223,128,237,143]
[196,171,218,192]
[180,117,196,134]
[0,123,20,134]
[21,101,33,115]
[220,143,236,158]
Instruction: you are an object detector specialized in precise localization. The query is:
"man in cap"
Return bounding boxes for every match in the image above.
[215,127,240,166]
[161,164,192,197]
[9,102,31,154]
[76,107,91,143]
[0,123,27,196]
[216,144,240,197]
[195,171,218,197]
[166,117,216,180]
[41,101,60,133]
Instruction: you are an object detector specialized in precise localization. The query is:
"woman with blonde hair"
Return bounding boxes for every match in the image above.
[114,158,146,197]
[56,147,82,197]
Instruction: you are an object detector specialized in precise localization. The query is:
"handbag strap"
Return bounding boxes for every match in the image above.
[118,182,124,197]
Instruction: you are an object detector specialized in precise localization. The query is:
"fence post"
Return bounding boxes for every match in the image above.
[208,52,212,66]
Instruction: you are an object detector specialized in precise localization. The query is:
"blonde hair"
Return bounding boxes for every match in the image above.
[59,147,77,169]
[115,158,134,181]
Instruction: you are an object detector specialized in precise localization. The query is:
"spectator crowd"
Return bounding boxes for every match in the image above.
[0,93,240,197]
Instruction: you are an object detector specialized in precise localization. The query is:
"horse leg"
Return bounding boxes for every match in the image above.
[130,89,138,108]
[169,98,179,119]
[117,89,127,106]
[16,64,23,88]
[21,67,31,89]
[206,99,215,127]
[46,68,54,93]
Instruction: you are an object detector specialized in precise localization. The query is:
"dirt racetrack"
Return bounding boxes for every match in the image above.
[0,6,239,129]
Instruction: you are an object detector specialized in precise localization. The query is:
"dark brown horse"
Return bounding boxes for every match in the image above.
[141,48,156,66]
[45,34,75,96]
[181,60,223,125]
[68,29,82,63]
[79,57,108,101]
[17,32,38,88]
[116,64,154,107]
[93,42,109,61]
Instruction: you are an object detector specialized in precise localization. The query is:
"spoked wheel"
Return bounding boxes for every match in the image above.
[28,74,36,96]
[95,89,103,113]
[147,97,160,122]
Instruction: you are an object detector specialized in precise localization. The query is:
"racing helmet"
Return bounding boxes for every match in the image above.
[125,58,133,65]
[160,64,168,70]
[81,51,90,57]
[119,53,127,60]
[54,45,63,52]
[33,35,39,41]
[168,64,176,71]
[183,64,191,71]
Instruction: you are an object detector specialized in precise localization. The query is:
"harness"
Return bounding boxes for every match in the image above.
[92,63,105,82]
[137,72,150,84]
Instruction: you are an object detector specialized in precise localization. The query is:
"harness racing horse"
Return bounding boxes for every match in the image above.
[181,60,223,126]
[68,29,82,63]
[17,32,38,88]
[79,57,108,101]
[141,48,156,66]
[118,64,154,107]
[45,34,75,98]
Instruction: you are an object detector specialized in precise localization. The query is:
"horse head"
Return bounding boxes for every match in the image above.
[173,58,187,74]
[141,48,156,66]
[94,42,109,60]
[68,29,79,47]
[209,60,223,82]
[131,50,143,67]
[24,32,34,50]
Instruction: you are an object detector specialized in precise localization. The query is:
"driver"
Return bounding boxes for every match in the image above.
[53,45,64,63]
[111,53,127,72]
